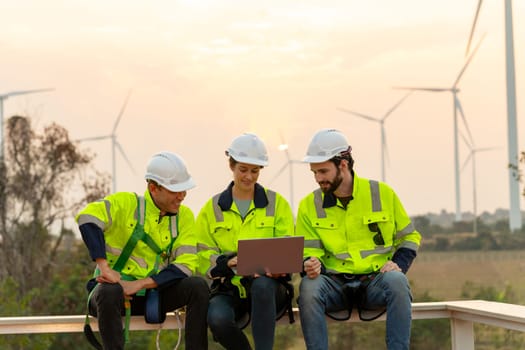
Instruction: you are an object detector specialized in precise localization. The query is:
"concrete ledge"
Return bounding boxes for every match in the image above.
[1,301,525,335]
[0,313,186,335]
[443,300,525,332]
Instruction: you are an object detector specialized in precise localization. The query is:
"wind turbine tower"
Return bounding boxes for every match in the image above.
[268,133,300,213]
[337,91,412,182]
[394,37,483,222]
[466,0,521,231]
[460,131,497,235]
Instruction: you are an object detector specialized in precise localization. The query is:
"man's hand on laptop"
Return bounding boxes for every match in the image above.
[304,257,322,279]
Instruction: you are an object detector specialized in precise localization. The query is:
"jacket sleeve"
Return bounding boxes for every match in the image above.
[164,206,199,277]
[209,253,235,278]
[296,195,325,261]
[273,192,295,238]
[76,195,118,259]
[195,200,222,278]
[151,264,188,288]
[391,189,421,272]
[392,247,417,274]
[79,223,106,261]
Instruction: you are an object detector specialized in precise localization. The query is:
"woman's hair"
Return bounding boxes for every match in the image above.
[228,156,237,168]
[228,157,264,169]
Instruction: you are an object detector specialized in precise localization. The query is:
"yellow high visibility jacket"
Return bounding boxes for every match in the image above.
[296,173,421,275]
[196,182,295,278]
[76,190,198,279]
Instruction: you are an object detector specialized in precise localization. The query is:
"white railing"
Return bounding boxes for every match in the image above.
[1,300,524,350]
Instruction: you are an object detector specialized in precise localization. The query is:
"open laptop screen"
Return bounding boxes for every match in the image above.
[236,236,304,276]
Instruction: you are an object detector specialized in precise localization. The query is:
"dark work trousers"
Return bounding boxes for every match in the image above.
[207,276,288,350]
[88,276,209,350]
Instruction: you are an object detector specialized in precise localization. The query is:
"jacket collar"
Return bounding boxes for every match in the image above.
[322,192,338,208]
[322,171,357,208]
[144,189,177,217]
[217,181,268,211]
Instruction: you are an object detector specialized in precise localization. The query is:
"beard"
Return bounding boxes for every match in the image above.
[319,167,343,194]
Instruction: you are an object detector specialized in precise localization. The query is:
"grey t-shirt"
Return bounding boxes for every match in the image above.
[234,198,252,219]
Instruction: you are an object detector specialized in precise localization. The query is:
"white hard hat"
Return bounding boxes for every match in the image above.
[145,152,195,192]
[226,133,269,166]
[303,128,350,163]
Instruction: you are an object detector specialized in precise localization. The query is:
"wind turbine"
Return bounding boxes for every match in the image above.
[268,132,300,213]
[394,36,484,222]
[0,88,55,160]
[460,132,497,235]
[466,0,521,231]
[78,90,135,193]
[337,91,413,182]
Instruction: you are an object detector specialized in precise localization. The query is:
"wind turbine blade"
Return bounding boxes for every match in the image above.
[455,96,475,146]
[383,91,413,121]
[112,89,133,134]
[337,108,379,123]
[459,130,472,150]
[268,162,289,186]
[459,130,473,172]
[77,135,111,142]
[461,152,473,172]
[466,0,483,57]
[392,86,449,93]
[476,146,499,153]
[115,141,136,174]
[454,33,486,87]
[0,88,55,99]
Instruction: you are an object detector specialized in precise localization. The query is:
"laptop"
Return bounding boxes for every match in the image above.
[236,236,305,276]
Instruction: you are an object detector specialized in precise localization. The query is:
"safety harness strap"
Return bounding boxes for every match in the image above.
[84,194,171,349]
[84,284,103,350]
[283,279,296,324]
[231,276,247,298]
[112,196,165,271]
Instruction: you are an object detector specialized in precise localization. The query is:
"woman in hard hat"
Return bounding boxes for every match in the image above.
[196,133,295,350]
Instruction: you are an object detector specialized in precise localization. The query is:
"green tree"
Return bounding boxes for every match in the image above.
[434,237,450,251]
[0,115,110,349]
[0,277,54,349]
[520,152,525,218]
[0,115,109,297]
[460,281,517,304]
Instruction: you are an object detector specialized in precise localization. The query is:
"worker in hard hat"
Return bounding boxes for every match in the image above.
[76,151,209,350]
[196,133,295,350]
[297,129,421,350]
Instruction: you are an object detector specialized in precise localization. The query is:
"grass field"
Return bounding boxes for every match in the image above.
[408,250,525,303]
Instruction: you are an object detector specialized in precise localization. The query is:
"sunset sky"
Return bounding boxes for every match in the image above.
[1,0,524,219]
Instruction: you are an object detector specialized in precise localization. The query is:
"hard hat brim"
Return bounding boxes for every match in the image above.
[162,178,196,192]
[230,155,268,166]
[302,155,332,163]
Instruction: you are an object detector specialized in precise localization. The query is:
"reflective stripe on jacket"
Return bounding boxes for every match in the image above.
[196,182,295,278]
[296,173,421,274]
[76,190,198,279]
